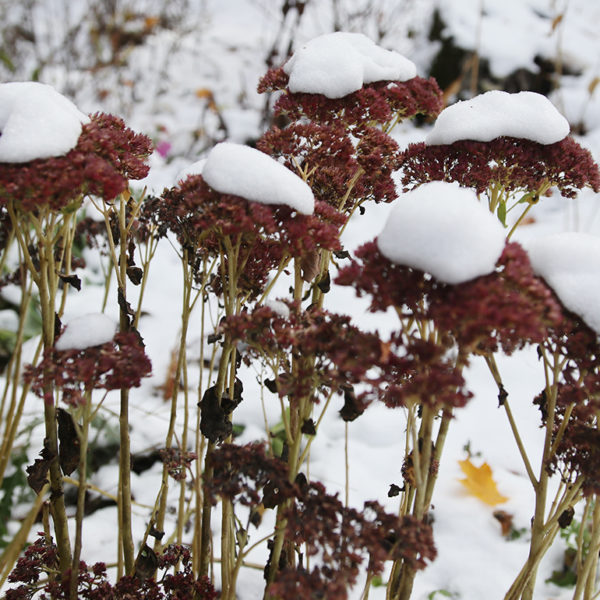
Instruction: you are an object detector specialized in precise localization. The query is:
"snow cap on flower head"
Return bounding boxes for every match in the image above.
[202,142,314,215]
[0,81,89,163]
[526,232,600,334]
[283,32,417,99]
[377,181,506,284]
[426,90,570,145]
[55,313,118,351]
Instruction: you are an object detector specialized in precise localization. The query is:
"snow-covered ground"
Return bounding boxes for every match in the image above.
[2,1,600,599]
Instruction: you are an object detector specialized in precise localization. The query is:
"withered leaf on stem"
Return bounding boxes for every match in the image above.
[26,442,55,494]
[59,273,82,291]
[339,385,364,422]
[301,418,316,435]
[57,408,80,476]
[558,506,575,529]
[388,483,401,497]
[134,544,158,581]
[317,271,331,294]
[126,266,143,285]
[199,385,232,443]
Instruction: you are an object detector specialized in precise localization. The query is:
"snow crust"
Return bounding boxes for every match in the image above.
[0,82,89,163]
[175,158,206,184]
[283,32,417,99]
[526,232,600,334]
[265,299,290,319]
[426,90,570,145]
[55,313,118,351]
[202,142,314,214]
[377,181,506,284]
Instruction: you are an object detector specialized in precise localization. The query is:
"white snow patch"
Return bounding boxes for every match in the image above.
[426,90,570,145]
[0,82,89,163]
[55,313,117,351]
[175,158,206,184]
[0,310,18,332]
[283,32,417,99]
[526,232,600,334]
[264,299,290,319]
[202,142,314,215]
[377,181,506,284]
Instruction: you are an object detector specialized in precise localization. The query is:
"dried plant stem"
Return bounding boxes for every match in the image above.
[574,498,600,600]
[390,405,438,600]
[18,205,74,573]
[70,392,92,600]
[153,252,195,548]
[504,348,570,600]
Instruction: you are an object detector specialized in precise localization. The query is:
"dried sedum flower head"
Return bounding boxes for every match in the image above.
[258,121,402,210]
[25,331,152,406]
[337,241,564,359]
[222,302,386,403]
[208,442,436,599]
[258,67,443,131]
[0,112,153,212]
[158,175,342,298]
[401,135,600,203]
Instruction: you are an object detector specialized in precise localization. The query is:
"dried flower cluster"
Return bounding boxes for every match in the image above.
[337,241,564,359]
[223,303,385,402]
[208,443,436,599]
[6,535,217,599]
[0,113,153,212]
[258,67,443,131]
[25,331,152,406]
[158,175,343,296]
[401,136,600,200]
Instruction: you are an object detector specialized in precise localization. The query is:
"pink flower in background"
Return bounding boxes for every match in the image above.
[155,140,172,158]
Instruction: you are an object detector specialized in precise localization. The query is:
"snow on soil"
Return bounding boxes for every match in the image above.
[55,313,118,351]
[377,181,506,284]
[0,82,89,163]
[426,90,570,145]
[283,31,417,98]
[526,231,600,334]
[202,142,314,214]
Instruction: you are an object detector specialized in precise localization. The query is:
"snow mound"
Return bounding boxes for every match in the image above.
[175,158,206,184]
[283,32,417,99]
[202,142,314,215]
[526,232,600,334]
[265,299,290,319]
[377,181,506,284]
[55,313,118,351]
[0,82,89,163]
[426,90,569,145]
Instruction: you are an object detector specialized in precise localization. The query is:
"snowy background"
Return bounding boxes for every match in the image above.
[2,0,600,598]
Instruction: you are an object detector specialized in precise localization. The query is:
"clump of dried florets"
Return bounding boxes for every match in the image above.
[206,442,296,508]
[538,312,600,495]
[401,136,600,201]
[24,331,152,406]
[207,443,436,600]
[258,122,401,209]
[0,113,153,212]
[337,242,564,360]
[159,447,198,481]
[6,535,217,599]
[158,175,342,298]
[375,332,471,411]
[258,67,443,131]
[222,303,385,403]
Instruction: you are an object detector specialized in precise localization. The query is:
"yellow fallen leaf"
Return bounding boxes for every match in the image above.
[458,458,509,506]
